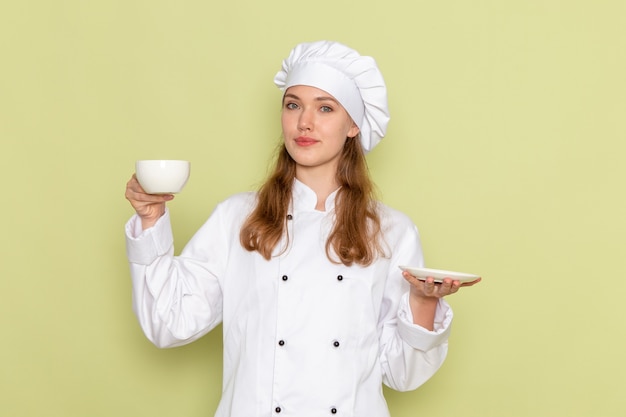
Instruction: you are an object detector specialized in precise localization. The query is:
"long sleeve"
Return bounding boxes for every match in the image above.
[377,219,453,392]
[381,294,452,391]
[125,209,224,348]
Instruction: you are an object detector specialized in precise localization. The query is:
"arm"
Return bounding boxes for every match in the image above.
[377,221,452,391]
[379,280,453,391]
[379,218,481,391]
[125,209,225,348]
[124,174,229,348]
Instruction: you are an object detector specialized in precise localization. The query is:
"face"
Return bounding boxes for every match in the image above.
[281,85,360,179]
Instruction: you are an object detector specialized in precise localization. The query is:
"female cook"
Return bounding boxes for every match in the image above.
[124,40,480,417]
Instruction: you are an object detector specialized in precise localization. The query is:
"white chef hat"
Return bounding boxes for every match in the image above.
[274,40,390,153]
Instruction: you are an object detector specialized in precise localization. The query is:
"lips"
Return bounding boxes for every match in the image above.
[294,136,318,146]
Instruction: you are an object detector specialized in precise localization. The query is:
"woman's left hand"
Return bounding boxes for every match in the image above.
[402,272,481,300]
[402,271,481,329]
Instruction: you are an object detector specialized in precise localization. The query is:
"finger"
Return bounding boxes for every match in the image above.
[126,179,173,202]
[133,191,174,202]
[460,277,482,287]
[423,277,436,295]
[127,174,139,189]
[402,271,421,286]
[440,278,453,293]
[449,280,461,294]
[125,189,173,215]
[127,174,148,194]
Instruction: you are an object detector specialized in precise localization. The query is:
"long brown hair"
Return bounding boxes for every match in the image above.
[239,135,384,266]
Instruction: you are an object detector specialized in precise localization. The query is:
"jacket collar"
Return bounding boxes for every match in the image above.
[292,178,340,212]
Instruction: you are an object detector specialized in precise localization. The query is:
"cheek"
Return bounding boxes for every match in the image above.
[281,112,295,133]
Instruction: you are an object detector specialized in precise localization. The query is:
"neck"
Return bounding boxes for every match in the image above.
[296,167,339,211]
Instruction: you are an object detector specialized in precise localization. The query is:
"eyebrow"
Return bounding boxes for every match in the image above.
[283,93,340,105]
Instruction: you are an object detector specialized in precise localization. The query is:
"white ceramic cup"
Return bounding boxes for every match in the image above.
[135,160,191,194]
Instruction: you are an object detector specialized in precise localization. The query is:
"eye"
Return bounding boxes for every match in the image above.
[285,102,299,110]
[320,105,333,113]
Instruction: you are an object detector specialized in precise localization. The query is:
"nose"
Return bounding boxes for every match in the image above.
[297,108,313,132]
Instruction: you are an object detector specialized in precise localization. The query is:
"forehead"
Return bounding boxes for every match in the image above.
[284,85,339,102]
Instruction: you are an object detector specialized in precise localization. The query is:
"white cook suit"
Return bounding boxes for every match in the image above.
[125,179,453,417]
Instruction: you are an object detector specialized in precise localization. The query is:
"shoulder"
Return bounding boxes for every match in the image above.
[198,191,258,234]
[214,191,258,216]
[374,201,423,260]
[220,191,257,207]
[375,201,417,231]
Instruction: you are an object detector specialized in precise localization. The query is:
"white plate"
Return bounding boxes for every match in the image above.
[398,266,480,284]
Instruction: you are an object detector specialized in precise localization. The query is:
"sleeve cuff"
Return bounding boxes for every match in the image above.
[397,293,453,351]
[124,210,174,265]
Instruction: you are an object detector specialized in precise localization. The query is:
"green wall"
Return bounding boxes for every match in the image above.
[2,1,625,416]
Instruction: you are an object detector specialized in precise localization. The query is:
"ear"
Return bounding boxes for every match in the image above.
[348,122,360,139]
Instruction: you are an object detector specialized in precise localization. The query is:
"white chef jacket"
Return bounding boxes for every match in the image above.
[125,179,453,417]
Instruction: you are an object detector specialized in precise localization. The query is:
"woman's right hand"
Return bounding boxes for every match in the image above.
[125,174,174,230]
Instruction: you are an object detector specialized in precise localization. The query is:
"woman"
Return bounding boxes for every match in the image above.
[125,40,479,417]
